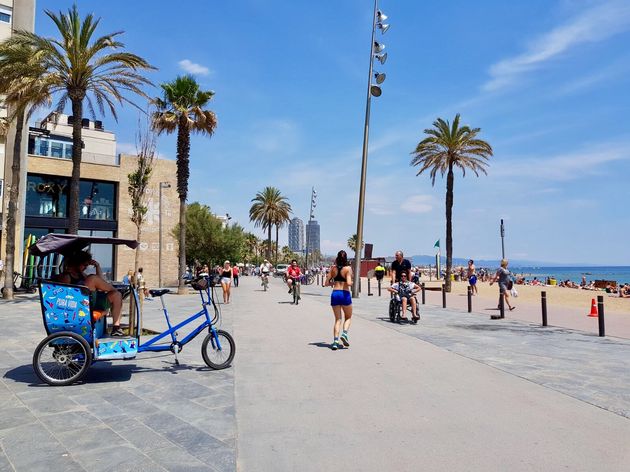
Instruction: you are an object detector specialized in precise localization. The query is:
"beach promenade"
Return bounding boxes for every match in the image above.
[1,276,629,471]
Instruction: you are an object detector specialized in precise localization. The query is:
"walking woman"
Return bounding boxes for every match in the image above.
[220,260,233,304]
[327,250,353,350]
[489,258,515,318]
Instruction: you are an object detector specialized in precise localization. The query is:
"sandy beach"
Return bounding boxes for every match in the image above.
[360,277,630,339]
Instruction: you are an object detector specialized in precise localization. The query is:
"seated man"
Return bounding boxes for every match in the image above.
[388,272,420,321]
[286,259,302,294]
[55,251,124,336]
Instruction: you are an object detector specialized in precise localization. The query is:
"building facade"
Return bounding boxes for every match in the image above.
[19,112,179,286]
[288,217,304,253]
[305,219,320,253]
[0,0,36,236]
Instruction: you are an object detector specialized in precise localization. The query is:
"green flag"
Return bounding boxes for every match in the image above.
[434,239,440,249]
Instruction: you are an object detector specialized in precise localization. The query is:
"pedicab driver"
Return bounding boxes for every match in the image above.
[388,272,420,322]
[55,251,125,336]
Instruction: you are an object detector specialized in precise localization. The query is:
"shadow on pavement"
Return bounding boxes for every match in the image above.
[4,359,227,387]
[308,342,332,349]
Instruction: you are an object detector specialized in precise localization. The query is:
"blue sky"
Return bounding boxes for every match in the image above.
[35,0,630,264]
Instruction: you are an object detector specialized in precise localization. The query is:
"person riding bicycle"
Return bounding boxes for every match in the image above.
[286,259,302,296]
[259,259,273,287]
[388,272,420,322]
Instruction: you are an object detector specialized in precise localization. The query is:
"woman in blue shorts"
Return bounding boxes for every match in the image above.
[327,250,353,350]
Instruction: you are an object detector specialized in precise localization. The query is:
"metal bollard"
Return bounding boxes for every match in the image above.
[442,284,446,308]
[467,286,472,313]
[317,273,320,286]
[499,293,505,318]
[597,295,605,337]
[541,291,548,326]
[378,279,382,297]
[421,283,426,305]
[368,278,373,296]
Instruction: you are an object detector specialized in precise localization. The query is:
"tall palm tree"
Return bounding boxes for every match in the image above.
[411,114,492,292]
[273,201,292,265]
[249,187,292,260]
[152,75,218,294]
[0,43,53,299]
[245,233,260,264]
[8,5,155,233]
[347,234,364,257]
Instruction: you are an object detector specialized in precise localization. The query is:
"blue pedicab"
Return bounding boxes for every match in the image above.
[30,234,235,386]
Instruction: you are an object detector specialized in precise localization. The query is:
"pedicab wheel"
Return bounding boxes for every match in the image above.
[33,331,92,386]
[201,330,235,370]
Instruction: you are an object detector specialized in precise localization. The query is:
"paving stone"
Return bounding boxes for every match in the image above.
[0,407,37,433]
[57,425,125,454]
[110,423,174,452]
[38,410,103,434]
[72,444,161,472]
[147,446,217,472]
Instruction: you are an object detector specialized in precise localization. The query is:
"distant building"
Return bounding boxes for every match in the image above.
[288,217,304,252]
[305,219,320,253]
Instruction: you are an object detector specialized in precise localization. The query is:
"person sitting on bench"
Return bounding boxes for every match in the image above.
[55,251,124,336]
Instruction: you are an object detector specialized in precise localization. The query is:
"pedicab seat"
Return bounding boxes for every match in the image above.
[149,288,170,297]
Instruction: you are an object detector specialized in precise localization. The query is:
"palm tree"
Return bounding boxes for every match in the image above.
[8,5,154,233]
[411,114,492,292]
[0,43,53,299]
[249,187,292,260]
[273,201,292,265]
[245,233,260,264]
[347,234,364,258]
[152,75,218,294]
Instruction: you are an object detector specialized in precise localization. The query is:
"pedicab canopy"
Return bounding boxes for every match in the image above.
[28,233,139,257]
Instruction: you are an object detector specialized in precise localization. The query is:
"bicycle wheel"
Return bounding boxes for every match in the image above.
[388,300,397,323]
[201,330,235,369]
[33,331,92,386]
[293,283,299,305]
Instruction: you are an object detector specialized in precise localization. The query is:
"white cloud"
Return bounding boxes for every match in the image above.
[483,1,630,91]
[321,239,347,254]
[116,141,170,160]
[178,59,211,76]
[400,195,434,214]
[492,141,630,181]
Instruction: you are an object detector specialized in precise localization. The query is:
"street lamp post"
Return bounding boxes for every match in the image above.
[352,0,390,298]
[500,219,505,260]
[158,182,171,287]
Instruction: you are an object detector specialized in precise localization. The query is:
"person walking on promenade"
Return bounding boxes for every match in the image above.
[390,250,411,284]
[467,259,478,296]
[232,264,240,287]
[327,250,353,350]
[489,259,515,318]
[220,261,234,304]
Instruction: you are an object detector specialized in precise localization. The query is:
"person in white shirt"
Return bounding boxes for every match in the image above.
[388,272,420,322]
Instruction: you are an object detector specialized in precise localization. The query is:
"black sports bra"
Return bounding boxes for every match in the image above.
[333,265,346,282]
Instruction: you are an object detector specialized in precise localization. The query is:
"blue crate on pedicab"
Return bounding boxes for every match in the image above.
[39,282,102,342]
[94,337,137,360]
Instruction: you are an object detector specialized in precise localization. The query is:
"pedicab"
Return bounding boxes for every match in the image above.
[30,233,235,386]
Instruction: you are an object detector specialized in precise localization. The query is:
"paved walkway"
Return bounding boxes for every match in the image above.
[1,276,629,471]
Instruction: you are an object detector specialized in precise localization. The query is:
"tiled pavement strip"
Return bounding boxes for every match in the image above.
[1,276,629,471]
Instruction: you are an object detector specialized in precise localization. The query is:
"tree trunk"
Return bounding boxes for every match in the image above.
[2,108,25,300]
[129,225,142,334]
[267,225,272,260]
[176,117,190,295]
[68,98,84,234]
[445,162,454,292]
[274,225,279,265]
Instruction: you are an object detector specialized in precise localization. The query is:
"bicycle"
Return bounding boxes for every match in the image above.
[261,273,270,291]
[30,234,236,386]
[289,277,301,305]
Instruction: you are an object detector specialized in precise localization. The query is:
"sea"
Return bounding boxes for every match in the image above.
[507,266,630,284]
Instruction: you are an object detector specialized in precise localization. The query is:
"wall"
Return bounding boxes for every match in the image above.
[116,154,179,287]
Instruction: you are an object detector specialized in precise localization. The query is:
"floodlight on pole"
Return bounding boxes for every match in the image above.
[352,0,390,298]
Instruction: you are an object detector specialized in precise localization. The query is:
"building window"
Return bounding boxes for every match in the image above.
[80,181,116,220]
[26,175,69,218]
[26,174,116,221]
[0,6,11,24]
[28,134,73,160]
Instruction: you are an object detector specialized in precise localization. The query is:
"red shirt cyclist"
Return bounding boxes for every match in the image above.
[286,259,302,293]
